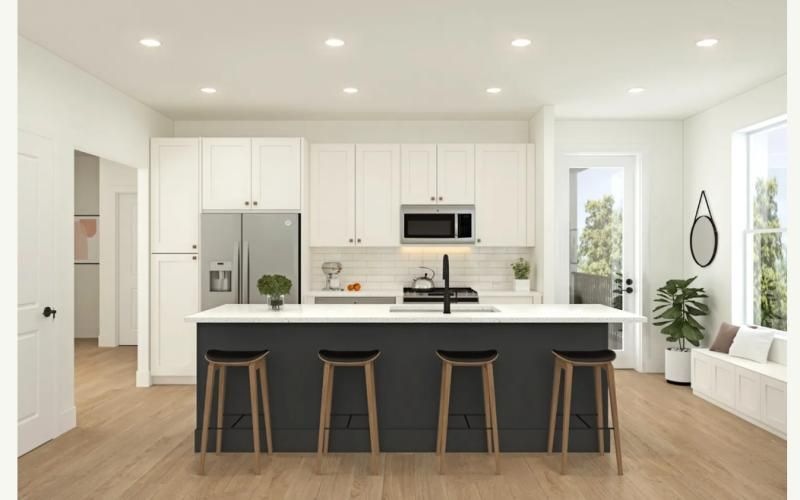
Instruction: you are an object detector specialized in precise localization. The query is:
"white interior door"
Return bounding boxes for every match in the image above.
[565,154,639,368]
[18,130,57,455]
[117,193,138,345]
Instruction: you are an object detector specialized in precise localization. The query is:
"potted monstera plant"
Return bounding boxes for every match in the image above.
[257,274,293,310]
[653,276,709,385]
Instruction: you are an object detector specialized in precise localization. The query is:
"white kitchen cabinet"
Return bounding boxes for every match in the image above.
[310,144,356,246]
[150,254,198,378]
[400,144,437,204]
[150,138,200,253]
[355,144,400,246]
[202,138,252,210]
[475,144,527,246]
[251,138,302,210]
[436,144,475,204]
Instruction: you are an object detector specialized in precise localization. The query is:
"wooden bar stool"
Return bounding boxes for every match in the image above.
[198,349,273,475]
[316,349,381,475]
[546,349,622,475]
[435,349,500,475]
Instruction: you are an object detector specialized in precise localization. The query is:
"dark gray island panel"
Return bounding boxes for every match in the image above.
[194,321,612,453]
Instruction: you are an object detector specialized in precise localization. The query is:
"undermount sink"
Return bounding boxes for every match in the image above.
[389,305,500,313]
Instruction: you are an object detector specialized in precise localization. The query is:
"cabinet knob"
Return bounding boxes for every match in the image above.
[192,244,197,249]
[253,201,258,206]
[349,238,354,243]
[192,256,197,260]
[357,238,362,243]
[244,201,250,206]
[430,196,435,201]
[477,238,481,243]
[439,196,443,201]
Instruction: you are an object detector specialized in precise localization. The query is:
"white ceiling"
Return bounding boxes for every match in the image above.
[19,0,786,120]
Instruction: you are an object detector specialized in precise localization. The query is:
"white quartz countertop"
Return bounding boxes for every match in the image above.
[187,303,647,324]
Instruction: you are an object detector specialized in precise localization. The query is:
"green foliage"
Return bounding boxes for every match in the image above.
[577,195,622,277]
[752,178,787,331]
[511,258,530,279]
[256,274,292,297]
[652,277,709,350]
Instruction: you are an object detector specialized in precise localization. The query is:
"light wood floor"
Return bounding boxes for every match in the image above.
[19,340,786,499]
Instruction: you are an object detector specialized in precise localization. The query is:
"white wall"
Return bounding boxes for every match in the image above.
[98,159,137,348]
[555,120,685,372]
[174,120,530,143]
[18,37,173,436]
[682,76,787,344]
[74,151,99,339]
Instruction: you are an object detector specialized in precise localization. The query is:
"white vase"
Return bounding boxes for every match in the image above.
[664,347,692,385]
[514,279,530,292]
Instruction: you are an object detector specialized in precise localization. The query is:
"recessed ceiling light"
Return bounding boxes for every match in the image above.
[627,87,645,94]
[343,87,359,94]
[486,87,502,94]
[200,87,217,94]
[511,38,531,47]
[696,38,719,48]
[325,38,345,47]
[139,38,161,48]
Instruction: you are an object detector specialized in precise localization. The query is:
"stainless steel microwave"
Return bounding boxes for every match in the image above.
[401,205,475,244]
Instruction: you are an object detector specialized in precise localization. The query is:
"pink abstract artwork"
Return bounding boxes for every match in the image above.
[74,216,99,263]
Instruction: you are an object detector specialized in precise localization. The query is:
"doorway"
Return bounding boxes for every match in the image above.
[565,154,641,369]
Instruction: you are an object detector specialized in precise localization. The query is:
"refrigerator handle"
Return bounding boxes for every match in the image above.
[233,241,240,304]
[243,241,250,304]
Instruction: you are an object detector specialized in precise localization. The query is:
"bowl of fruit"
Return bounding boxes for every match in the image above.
[346,282,362,292]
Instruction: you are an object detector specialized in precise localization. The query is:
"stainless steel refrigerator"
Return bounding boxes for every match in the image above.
[201,213,300,310]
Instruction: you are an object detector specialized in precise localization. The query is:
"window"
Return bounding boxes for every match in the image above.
[745,121,788,331]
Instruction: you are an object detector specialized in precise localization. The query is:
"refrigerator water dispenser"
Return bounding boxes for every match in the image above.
[209,261,232,292]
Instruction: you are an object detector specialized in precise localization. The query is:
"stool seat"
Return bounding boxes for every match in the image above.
[318,349,380,364]
[205,349,270,364]
[553,349,616,364]
[436,349,498,364]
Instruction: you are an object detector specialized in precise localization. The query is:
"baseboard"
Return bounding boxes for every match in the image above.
[57,406,76,436]
[151,375,196,385]
[693,390,786,439]
[136,370,151,387]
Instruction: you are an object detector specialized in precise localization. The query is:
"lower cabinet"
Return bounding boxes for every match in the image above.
[151,253,199,379]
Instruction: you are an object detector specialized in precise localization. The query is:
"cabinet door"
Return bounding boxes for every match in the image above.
[355,144,400,246]
[310,144,355,246]
[251,138,302,210]
[150,138,200,253]
[436,144,475,204]
[150,254,198,376]
[734,367,761,420]
[691,353,714,396]
[400,144,437,204]
[475,144,527,246]
[761,377,787,434]
[202,138,252,210]
[712,361,736,408]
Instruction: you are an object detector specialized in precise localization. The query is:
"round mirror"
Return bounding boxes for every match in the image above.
[690,215,718,267]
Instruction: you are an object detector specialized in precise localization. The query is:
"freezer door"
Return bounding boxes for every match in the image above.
[243,213,300,304]
[200,214,242,309]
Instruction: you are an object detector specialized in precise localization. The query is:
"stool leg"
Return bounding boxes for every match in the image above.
[248,363,261,474]
[485,363,501,475]
[323,366,334,454]
[593,365,605,456]
[438,362,452,475]
[547,359,562,455]
[199,362,215,475]
[606,363,623,475]
[481,366,493,453]
[364,361,380,475]
[215,366,226,454]
[259,359,273,454]
[436,361,447,456]
[316,362,332,474]
[560,362,574,475]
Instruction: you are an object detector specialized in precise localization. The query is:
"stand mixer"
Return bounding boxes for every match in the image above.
[322,261,343,290]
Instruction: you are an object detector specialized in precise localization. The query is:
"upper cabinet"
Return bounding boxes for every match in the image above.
[400,144,437,204]
[355,144,400,246]
[475,144,527,247]
[309,144,356,246]
[150,138,200,253]
[436,144,475,204]
[251,138,302,210]
[201,137,303,211]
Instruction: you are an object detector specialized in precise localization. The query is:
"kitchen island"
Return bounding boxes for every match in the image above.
[186,303,645,453]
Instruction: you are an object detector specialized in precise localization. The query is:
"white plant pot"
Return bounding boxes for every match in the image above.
[664,347,692,385]
[514,279,530,292]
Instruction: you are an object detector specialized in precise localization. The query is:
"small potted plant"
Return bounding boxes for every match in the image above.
[653,276,709,385]
[511,258,531,292]
[257,274,293,310]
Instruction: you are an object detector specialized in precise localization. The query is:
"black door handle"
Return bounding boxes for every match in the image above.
[43,306,57,319]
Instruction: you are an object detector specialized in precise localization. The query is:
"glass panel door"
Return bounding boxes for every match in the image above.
[567,155,638,368]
